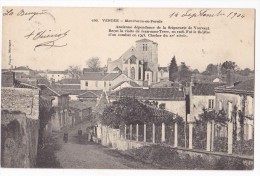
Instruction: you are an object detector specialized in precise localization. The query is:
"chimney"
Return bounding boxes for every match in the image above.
[226,69,235,87]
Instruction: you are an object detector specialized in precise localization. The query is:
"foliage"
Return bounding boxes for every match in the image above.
[125,144,251,169]
[86,57,101,71]
[100,97,180,128]
[36,136,61,168]
[237,68,253,76]
[177,62,192,84]
[221,61,238,74]
[192,69,200,74]
[65,65,81,79]
[38,99,55,147]
[169,56,178,82]
[205,64,218,75]
[159,103,166,110]
[197,108,228,125]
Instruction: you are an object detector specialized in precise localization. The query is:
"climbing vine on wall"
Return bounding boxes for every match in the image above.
[100,97,182,128]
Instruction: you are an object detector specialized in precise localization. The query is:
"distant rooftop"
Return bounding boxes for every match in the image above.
[215,79,254,95]
[47,71,67,74]
[80,72,122,81]
[192,83,226,96]
[110,87,185,100]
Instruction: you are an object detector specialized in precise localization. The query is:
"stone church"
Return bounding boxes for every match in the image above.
[107,39,159,86]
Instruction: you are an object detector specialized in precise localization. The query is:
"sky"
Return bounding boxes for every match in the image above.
[2,7,255,72]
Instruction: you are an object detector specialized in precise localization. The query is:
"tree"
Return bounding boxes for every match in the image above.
[65,65,81,79]
[178,62,192,84]
[86,57,101,71]
[205,64,218,75]
[192,69,200,75]
[238,68,251,76]
[169,56,178,82]
[221,61,237,74]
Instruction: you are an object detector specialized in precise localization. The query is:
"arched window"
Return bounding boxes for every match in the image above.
[131,67,135,80]
[124,67,128,77]
[138,66,142,80]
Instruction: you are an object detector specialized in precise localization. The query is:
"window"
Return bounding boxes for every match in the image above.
[85,81,88,87]
[147,73,149,80]
[95,81,98,87]
[208,99,214,109]
[219,100,223,110]
[143,44,148,51]
[104,81,106,87]
[131,67,135,80]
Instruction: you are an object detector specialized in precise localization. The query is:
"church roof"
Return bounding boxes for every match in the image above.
[124,55,138,64]
[113,66,122,72]
[136,38,153,43]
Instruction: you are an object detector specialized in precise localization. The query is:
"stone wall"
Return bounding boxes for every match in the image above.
[1,87,39,119]
[1,87,40,168]
[1,111,39,168]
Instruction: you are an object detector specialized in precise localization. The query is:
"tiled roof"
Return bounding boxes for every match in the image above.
[111,80,140,90]
[136,38,153,43]
[110,87,185,100]
[230,79,254,92]
[37,78,50,86]
[80,72,121,81]
[78,90,103,98]
[39,85,69,96]
[83,67,104,73]
[69,100,90,110]
[47,71,67,74]
[53,84,80,90]
[13,66,32,71]
[80,73,106,80]
[158,67,168,72]
[192,83,225,96]
[150,80,179,88]
[124,55,137,64]
[113,67,122,72]
[102,73,121,81]
[14,80,39,89]
[57,79,80,84]
[215,79,254,95]
[64,89,87,95]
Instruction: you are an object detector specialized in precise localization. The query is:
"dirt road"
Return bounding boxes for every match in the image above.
[55,124,156,169]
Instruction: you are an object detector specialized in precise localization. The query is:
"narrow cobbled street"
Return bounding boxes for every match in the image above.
[53,122,157,169]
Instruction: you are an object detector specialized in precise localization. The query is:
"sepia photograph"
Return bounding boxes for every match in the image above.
[1,5,256,172]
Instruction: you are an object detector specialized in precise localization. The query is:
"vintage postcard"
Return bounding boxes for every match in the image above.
[1,7,255,170]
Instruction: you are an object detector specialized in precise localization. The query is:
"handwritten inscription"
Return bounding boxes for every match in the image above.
[3,8,52,21]
[169,9,245,19]
[24,30,70,51]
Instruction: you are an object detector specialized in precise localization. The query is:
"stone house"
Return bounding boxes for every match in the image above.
[215,79,254,141]
[109,87,186,119]
[111,80,140,91]
[80,72,129,91]
[188,83,225,122]
[69,100,92,126]
[39,85,70,131]
[12,66,35,76]
[46,70,70,82]
[157,66,169,81]
[78,90,103,106]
